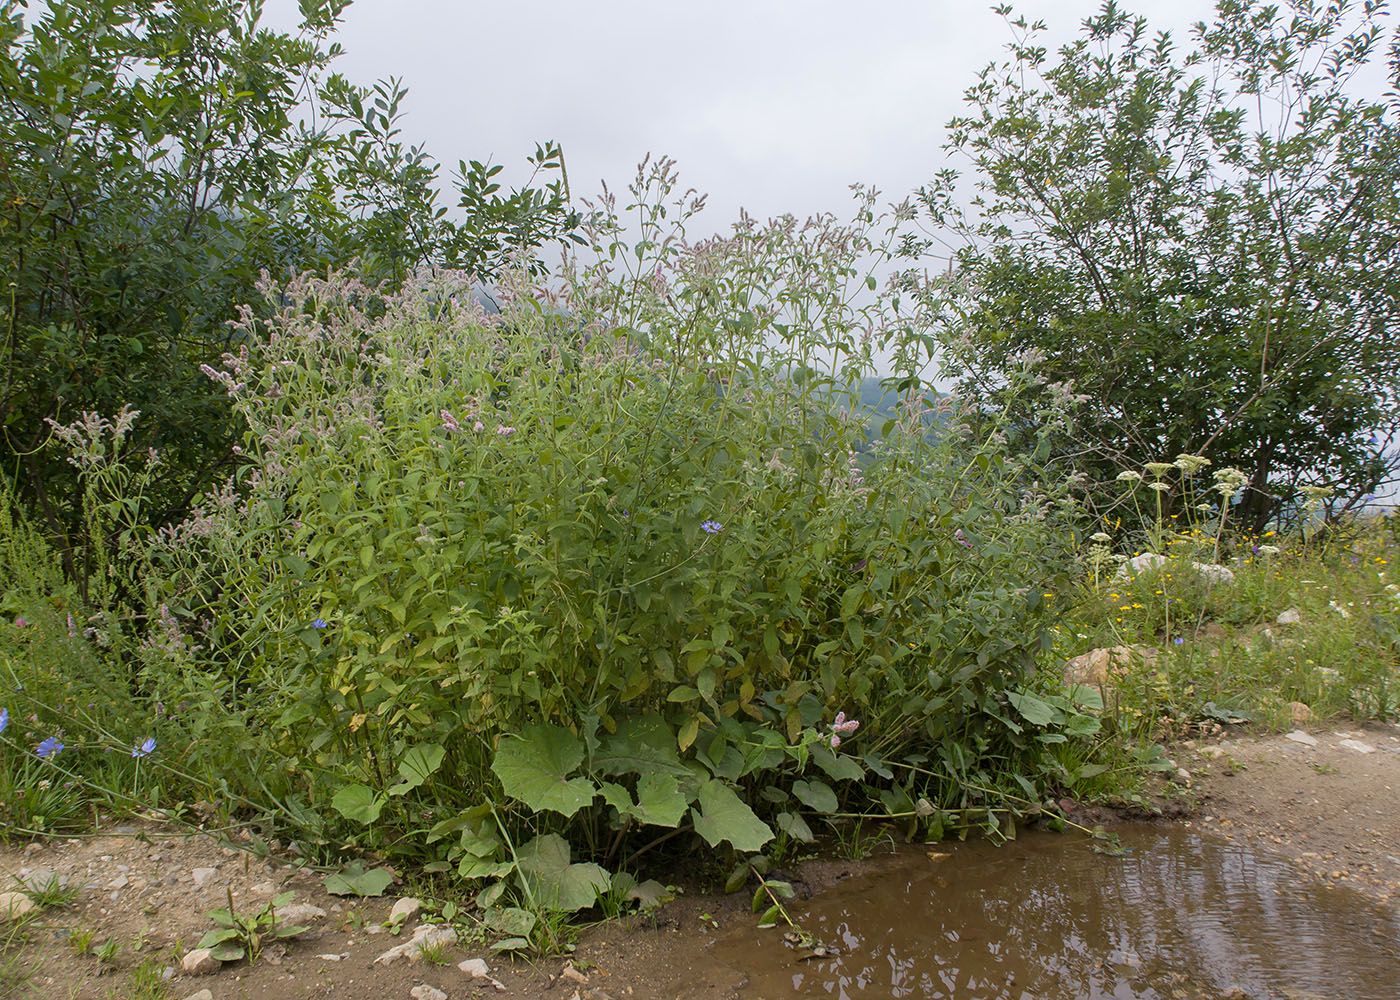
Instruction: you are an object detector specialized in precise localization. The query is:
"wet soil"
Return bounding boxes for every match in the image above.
[3,721,1398,1000]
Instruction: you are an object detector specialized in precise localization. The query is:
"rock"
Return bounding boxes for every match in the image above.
[0,892,36,921]
[1062,645,1157,688]
[1113,553,1235,585]
[458,958,491,978]
[561,961,589,984]
[374,924,458,965]
[390,896,423,923]
[191,867,218,889]
[1276,608,1302,625]
[410,987,448,1000]
[1174,768,1192,785]
[181,948,221,976]
[1289,701,1314,724]
[107,874,129,890]
[316,953,349,962]
[249,881,276,897]
[181,990,214,1000]
[1284,730,1319,747]
[1338,738,1377,754]
[275,902,326,926]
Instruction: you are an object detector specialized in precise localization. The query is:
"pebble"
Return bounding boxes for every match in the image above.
[1284,730,1319,747]
[390,896,423,923]
[1338,739,1376,754]
[0,893,36,921]
[1276,608,1302,625]
[181,948,221,976]
[316,952,349,962]
[191,867,218,888]
[458,958,491,978]
[181,991,214,1000]
[276,903,327,926]
[374,924,458,965]
[410,987,448,1000]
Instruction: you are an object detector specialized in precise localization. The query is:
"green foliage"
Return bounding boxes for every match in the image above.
[919,0,1400,531]
[0,0,578,561]
[196,889,308,963]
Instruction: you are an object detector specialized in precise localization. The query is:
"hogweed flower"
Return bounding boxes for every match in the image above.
[1144,462,1175,479]
[36,737,64,759]
[1174,454,1211,476]
[1090,531,1112,544]
[132,737,156,759]
[1212,467,1247,500]
[700,520,724,534]
[1115,470,1142,485]
[1147,482,1171,493]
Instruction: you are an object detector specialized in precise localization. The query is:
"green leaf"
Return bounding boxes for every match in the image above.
[491,724,597,817]
[388,742,446,795]
[593,716,689,778]
[489,936,532,953]
[791,778,838,814]
[207,940,246,962]
[775,810,815,843]
[331,783,386,824]
[515,833,611,911]
[485,907,537,937]
[322,864,394,897]
[691,779,774,852]
[810,747,864,782]
[632,772,690,827]
[1007,690,1059,727]
[196,928,241,949]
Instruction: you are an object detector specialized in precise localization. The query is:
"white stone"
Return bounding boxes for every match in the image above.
[181,990,214,1000]
[390,896,423,923]
[315,953,349,962]
[374,925,458,965]
[1338,739,1377,754]
[1113,553,1234,585]
[249,881,276,897]
[180,948,221,976]
[0,893,35,921]
[107,874,128,890]
[275,902,326,926]
[191,867,218,888]
[1276,608,1302,625]
[458,958,490,978]
[410,987,448,1000]
[1284,730,1319,747]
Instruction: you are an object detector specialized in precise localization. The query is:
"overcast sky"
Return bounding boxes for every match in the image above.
[260,0,1219,235]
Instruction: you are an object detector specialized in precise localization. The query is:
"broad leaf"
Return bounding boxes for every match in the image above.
[331,783,386,824]
[515,833,610,911]
[322,863,394,897]
[691,779,774,852]
[1007,691,1059,727]
[810,747,864,782]
[388,742,446,795]
[491,724,597,817]
[791,778,838,814]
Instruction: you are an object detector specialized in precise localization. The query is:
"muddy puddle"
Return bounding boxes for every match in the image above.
[710,827,1400,1000]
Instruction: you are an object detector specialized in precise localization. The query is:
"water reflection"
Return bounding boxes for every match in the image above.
[714,827,1400,999]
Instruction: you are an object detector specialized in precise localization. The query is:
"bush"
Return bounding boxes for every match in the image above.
[5,166,1103,949]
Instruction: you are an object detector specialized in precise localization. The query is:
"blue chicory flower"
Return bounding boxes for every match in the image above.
[1173,637,1185,645]
[0,707,7,734]
[132,737,156,759]
[36,737,64,759]
[311,618,327,629]
[700,520,724,534]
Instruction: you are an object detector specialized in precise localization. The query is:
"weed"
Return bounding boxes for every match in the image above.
[829,819,896,861]
[106,957,172,1000]
[19,871,80,910]
[416,937,453,966]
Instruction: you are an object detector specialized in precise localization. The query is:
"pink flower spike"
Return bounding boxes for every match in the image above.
[828,733,841,749]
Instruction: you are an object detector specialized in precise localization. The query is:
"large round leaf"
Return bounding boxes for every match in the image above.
[491,724,597,817]
[691,779,774,852]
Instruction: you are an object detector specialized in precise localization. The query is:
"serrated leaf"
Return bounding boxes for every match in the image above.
[491,724,597,817]
[515,833,611,911]
[632,772,689,827]
[593,716,688,778]
[330,783,385,824]
[691,779,774,852]
[791,778,838,814]
[322,864,394,897]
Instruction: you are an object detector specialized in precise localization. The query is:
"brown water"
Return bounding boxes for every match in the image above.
[711,828,1400,1000]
